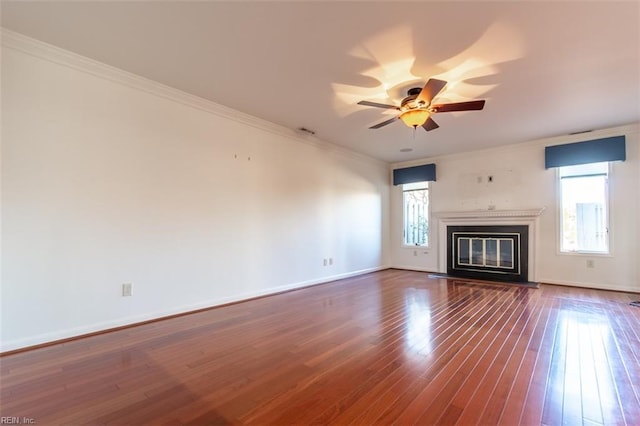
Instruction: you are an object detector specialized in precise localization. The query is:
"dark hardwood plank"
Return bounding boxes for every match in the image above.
[1,270,639,425]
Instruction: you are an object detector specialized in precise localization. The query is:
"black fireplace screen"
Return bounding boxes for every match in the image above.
[447,225,529,282]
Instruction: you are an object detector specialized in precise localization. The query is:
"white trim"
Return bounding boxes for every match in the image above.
[433,208,545,219]
[436,209,545,282]
[556,163,613,256]
[0,265,389,353]
[556,164,609,255]
[402,182,430,247]
[539,279,639,294]
[391,265,437,273]
[0,28,388,170]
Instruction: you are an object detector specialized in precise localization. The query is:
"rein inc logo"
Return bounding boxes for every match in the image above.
[0,418,35,424]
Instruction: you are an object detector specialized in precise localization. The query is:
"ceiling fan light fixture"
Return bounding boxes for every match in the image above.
[357,78,484,132]
[399,109,430,128]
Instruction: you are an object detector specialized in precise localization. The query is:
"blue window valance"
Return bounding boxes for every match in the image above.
[393,163,436,185]
[545,136,626,169]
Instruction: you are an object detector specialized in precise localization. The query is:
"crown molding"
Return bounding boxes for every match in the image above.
[1,28,388,170]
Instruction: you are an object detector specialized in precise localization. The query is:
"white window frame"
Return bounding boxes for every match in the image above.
[402,181,429,247]
[557,162,611,255]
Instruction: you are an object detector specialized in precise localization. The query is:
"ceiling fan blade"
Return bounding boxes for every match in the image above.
[431,100,486,113]
[357,100,400,110]
[422,117,439,131]
[416,78,447,105]
[369,116,398,129]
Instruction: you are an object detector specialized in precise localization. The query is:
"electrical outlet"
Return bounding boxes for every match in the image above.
[122,283,132,297]
[329,258,333,265]
[413,250,418,256]
[586,260,594,268]
[323,259,328,266]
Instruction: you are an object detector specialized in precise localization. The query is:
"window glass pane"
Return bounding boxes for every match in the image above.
[559,163,609,253]
[499,239,514,268]
[459,238,470,264]
[559,161,608,178]
[403,181,428,191]
[485,239,498,266]
[471,239,484,265]
[403,182,429,246]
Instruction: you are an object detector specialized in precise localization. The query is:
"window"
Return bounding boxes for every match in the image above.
[559,162,609,253]
[403,181,429,246]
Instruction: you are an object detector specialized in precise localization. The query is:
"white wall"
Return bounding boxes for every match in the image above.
[0,37,391,351]
[391,125,640,293]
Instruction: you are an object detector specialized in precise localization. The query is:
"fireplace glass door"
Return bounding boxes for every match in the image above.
[458,237,513,269]
[447,225,528,282]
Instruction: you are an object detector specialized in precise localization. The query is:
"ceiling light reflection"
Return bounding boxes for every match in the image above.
[333,21,525,119]
[404,290,434,355]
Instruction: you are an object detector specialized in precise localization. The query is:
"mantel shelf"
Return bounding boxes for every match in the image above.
[434,208,546,219]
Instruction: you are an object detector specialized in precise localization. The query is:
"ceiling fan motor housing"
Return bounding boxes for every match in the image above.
[401,88,427,111]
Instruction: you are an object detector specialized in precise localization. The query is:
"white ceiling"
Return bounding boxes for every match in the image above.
[2,1,639,163]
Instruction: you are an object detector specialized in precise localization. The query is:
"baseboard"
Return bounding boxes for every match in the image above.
[1,265,389,354]
[392,268,639,293]
[391,265,438,273]
[538,278,640,294]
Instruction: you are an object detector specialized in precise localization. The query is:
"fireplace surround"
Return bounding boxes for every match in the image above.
[447,225,529,282]
[435,209,545,283]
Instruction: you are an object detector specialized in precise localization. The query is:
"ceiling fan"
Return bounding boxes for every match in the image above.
[357,78,485,131]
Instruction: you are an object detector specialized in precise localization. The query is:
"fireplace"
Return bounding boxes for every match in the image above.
[435,209,545,284]
[447,225,529,282]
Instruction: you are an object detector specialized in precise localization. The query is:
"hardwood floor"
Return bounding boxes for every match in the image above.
[1,269,639,425]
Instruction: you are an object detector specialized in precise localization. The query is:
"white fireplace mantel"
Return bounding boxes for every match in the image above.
[435,208,546,282]
[434,208,545,219]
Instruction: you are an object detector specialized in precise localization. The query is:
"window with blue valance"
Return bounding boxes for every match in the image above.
[545,136,626,169]
[393,163,436,185]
